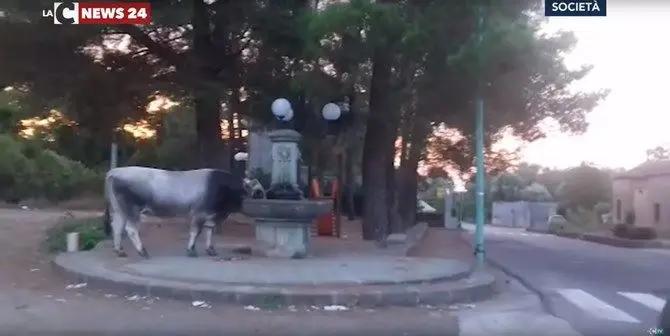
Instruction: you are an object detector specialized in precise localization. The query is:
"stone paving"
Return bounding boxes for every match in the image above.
[54,243,495,307]
[53,217,496,307]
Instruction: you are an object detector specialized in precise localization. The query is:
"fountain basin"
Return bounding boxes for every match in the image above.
[242,199,332,258]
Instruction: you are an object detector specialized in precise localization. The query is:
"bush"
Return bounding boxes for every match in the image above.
[612,225,657,240]
[0,135,100,203]
[43,216,106,253]
[612,223,628,237]
[594,202,611,215]
[564,207,599,229]
[625,227,657,240]
[0,134,38,202]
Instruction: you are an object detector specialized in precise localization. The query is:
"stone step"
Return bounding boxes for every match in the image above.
[53,252,496,307]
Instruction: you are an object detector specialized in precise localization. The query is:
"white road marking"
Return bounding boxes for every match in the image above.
[618,292,665,312]
[556,288,640,323]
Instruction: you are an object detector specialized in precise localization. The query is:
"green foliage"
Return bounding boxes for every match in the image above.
[556,164,612,210]
[43,216,106,253]
[33,148,101,201]
[593,202,611,216]
[646,146,670,161]
[565,207,598,229]
[0,134,100,202]
[127,141,195,170]
[418,177,453,199]
[0,89,30,133]
[0,134,37,201]
[490,172,526,201]
[520,182,553,202]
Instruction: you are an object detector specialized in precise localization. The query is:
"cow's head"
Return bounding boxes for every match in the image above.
[243,177,266,199]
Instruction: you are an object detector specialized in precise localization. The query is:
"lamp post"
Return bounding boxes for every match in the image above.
[321,101,349,238]
[473,8,486,269]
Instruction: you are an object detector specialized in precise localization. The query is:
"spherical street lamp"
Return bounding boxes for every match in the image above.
[321,103,342,121]
[271,98,293,121]
[284,108,294,122]
[317,100,350,237]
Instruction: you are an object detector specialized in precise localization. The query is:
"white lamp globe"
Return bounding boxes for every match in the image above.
[271,98,292,120]
[321,103,341,121]
[283,108,294,121]
[234,152,248,162]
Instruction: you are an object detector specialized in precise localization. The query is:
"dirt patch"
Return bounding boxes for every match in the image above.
[0,209,102,293]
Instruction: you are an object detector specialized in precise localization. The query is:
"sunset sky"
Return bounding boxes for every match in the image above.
[510,1,670,170]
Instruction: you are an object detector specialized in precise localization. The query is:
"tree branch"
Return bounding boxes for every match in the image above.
[120,25,188,71]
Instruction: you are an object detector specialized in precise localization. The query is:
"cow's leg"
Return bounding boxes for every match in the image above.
[186,217,205,257]
[111,212,127,258]
[125,211,149,258]
[204,217,223,256]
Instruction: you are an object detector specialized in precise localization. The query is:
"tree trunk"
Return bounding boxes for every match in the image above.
[361,50,394,242]
[386,113,404,234]
[194,89,224,168]
[345,144,356,220]
[227,89,240,171]
[193,0,224,169]
[398,136,423,227]
[386,157,404,233]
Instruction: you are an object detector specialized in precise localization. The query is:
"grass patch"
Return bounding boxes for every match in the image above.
[43,216,106,253]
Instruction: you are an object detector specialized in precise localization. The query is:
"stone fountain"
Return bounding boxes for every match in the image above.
[242,128,331,259]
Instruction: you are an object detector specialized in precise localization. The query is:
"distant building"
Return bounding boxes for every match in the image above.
[612,160,670,233]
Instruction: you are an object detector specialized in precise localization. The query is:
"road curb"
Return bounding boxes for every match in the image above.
[525,228,670,249]
[455,230,556,316]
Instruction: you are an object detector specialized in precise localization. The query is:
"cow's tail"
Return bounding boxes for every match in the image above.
[103,206,112,237]
[103,171,119,238]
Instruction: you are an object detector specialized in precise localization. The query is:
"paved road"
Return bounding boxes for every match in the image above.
[462,224,670,336]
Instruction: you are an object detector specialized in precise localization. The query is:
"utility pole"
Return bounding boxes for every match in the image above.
[473,7,486,269]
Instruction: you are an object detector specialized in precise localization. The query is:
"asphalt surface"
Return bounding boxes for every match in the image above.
[462,224,670,336]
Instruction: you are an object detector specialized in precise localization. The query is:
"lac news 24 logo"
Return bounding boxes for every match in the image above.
[545,0,606,17]
[42,2,152,24]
